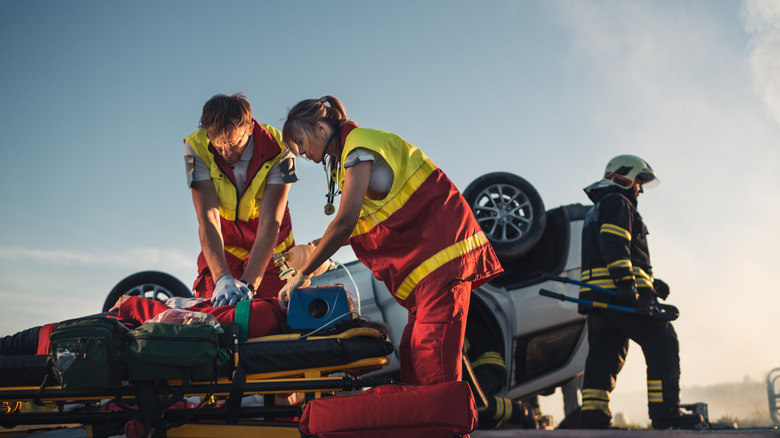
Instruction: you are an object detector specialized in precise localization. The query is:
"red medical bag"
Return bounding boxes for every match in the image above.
[299,381,477,438]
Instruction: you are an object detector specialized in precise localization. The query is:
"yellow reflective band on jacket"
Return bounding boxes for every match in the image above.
[351,158,436,237]
[600,223,631,241]
[274,232,295,254]
[470,351,505,369]
[224,231,295,261]
[580,266,654,291]
[224,245,249,261]
[607,259,633,271]
[394,231,489,300]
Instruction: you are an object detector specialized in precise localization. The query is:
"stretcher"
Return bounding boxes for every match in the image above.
[0,321,396,438]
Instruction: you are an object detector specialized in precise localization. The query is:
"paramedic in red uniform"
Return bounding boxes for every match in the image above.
[278,96,503,386]
[185,93,297,306]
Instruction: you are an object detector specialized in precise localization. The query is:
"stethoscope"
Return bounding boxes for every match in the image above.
[321,128,342,215]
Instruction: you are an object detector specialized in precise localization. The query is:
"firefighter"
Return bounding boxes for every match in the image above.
[184,93,297,306]
[578,155,702,429]
[464,308,538,429]
[277,96,503,386]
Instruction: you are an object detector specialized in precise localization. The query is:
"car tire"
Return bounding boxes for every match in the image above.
[102,271,193,312]
[463,172,546,261]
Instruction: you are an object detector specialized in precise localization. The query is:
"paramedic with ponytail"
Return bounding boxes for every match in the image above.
[278,96,503,386]
[185,93,297,306]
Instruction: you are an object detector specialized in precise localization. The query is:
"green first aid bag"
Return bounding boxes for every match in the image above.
[126,323,220,382]
[49,317,129,391]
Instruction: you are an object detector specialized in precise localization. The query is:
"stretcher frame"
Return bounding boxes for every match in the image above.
[0,326,395,437]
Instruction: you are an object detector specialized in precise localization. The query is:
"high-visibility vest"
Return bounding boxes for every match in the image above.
[337,122,502,300]
[185,120,294,265]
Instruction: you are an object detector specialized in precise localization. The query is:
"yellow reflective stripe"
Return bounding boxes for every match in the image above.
[581,267,609,281]
[590,279,617,289]
[582,388,611,412]
[274,232,295,254]
[636,279,653,288]
[351,158,436,237]
[579,276,618,293]
[394,232,489,300]
[582,389,610,400]
[225,231,294,262]
[607,259,633,270]
[471,351,506,369]
[600,223,631,241]
[225,245,249,261]
[633,267,654,288]
[581,401,610,411]
[592,302,608,309]
[492,397,513,421]
[648,379,664,402]
[583,266,655,291]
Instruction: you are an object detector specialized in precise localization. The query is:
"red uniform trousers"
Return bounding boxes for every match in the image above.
[398,279,471,386]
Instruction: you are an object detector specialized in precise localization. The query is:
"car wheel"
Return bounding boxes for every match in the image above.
[102,271,193,312]
[463,172,546,261]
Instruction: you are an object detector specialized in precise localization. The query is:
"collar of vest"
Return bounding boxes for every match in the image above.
[338,120,359,154]
[207,119,283,186]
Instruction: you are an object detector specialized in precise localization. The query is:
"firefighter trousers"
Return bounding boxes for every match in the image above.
[582,309,681,423]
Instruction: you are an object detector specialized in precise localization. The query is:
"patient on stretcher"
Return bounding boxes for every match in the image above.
[0,295,286,356]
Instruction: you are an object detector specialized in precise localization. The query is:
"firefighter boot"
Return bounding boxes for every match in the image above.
[581,409,612,429]
[478,396,538,429]
[581,388,612,428]
[648,379,702,430]
[650,407,703,430]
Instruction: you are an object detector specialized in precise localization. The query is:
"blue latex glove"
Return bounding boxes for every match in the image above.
[212,274,250,307]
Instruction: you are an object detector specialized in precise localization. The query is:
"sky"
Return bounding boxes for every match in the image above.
[1,0,780,421]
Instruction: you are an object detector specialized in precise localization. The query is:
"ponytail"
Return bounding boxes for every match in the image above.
[283,95,348,151]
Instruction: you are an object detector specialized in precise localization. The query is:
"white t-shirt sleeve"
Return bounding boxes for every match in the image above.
[184,141,211,187]
[266,149,298,185]
[344,147,394,197]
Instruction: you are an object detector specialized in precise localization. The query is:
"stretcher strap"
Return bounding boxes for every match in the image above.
[234,299,251,343]
[226,362,247,423]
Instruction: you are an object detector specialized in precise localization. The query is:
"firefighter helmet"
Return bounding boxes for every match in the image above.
[600,155,658,189]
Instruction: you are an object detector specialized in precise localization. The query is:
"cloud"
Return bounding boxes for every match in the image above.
[0,246,192,270]
[741,0,780,124]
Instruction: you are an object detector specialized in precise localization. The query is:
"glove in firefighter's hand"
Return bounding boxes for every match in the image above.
[615,282,638,307]
[653,278,670,300]
[277,271,313,308]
